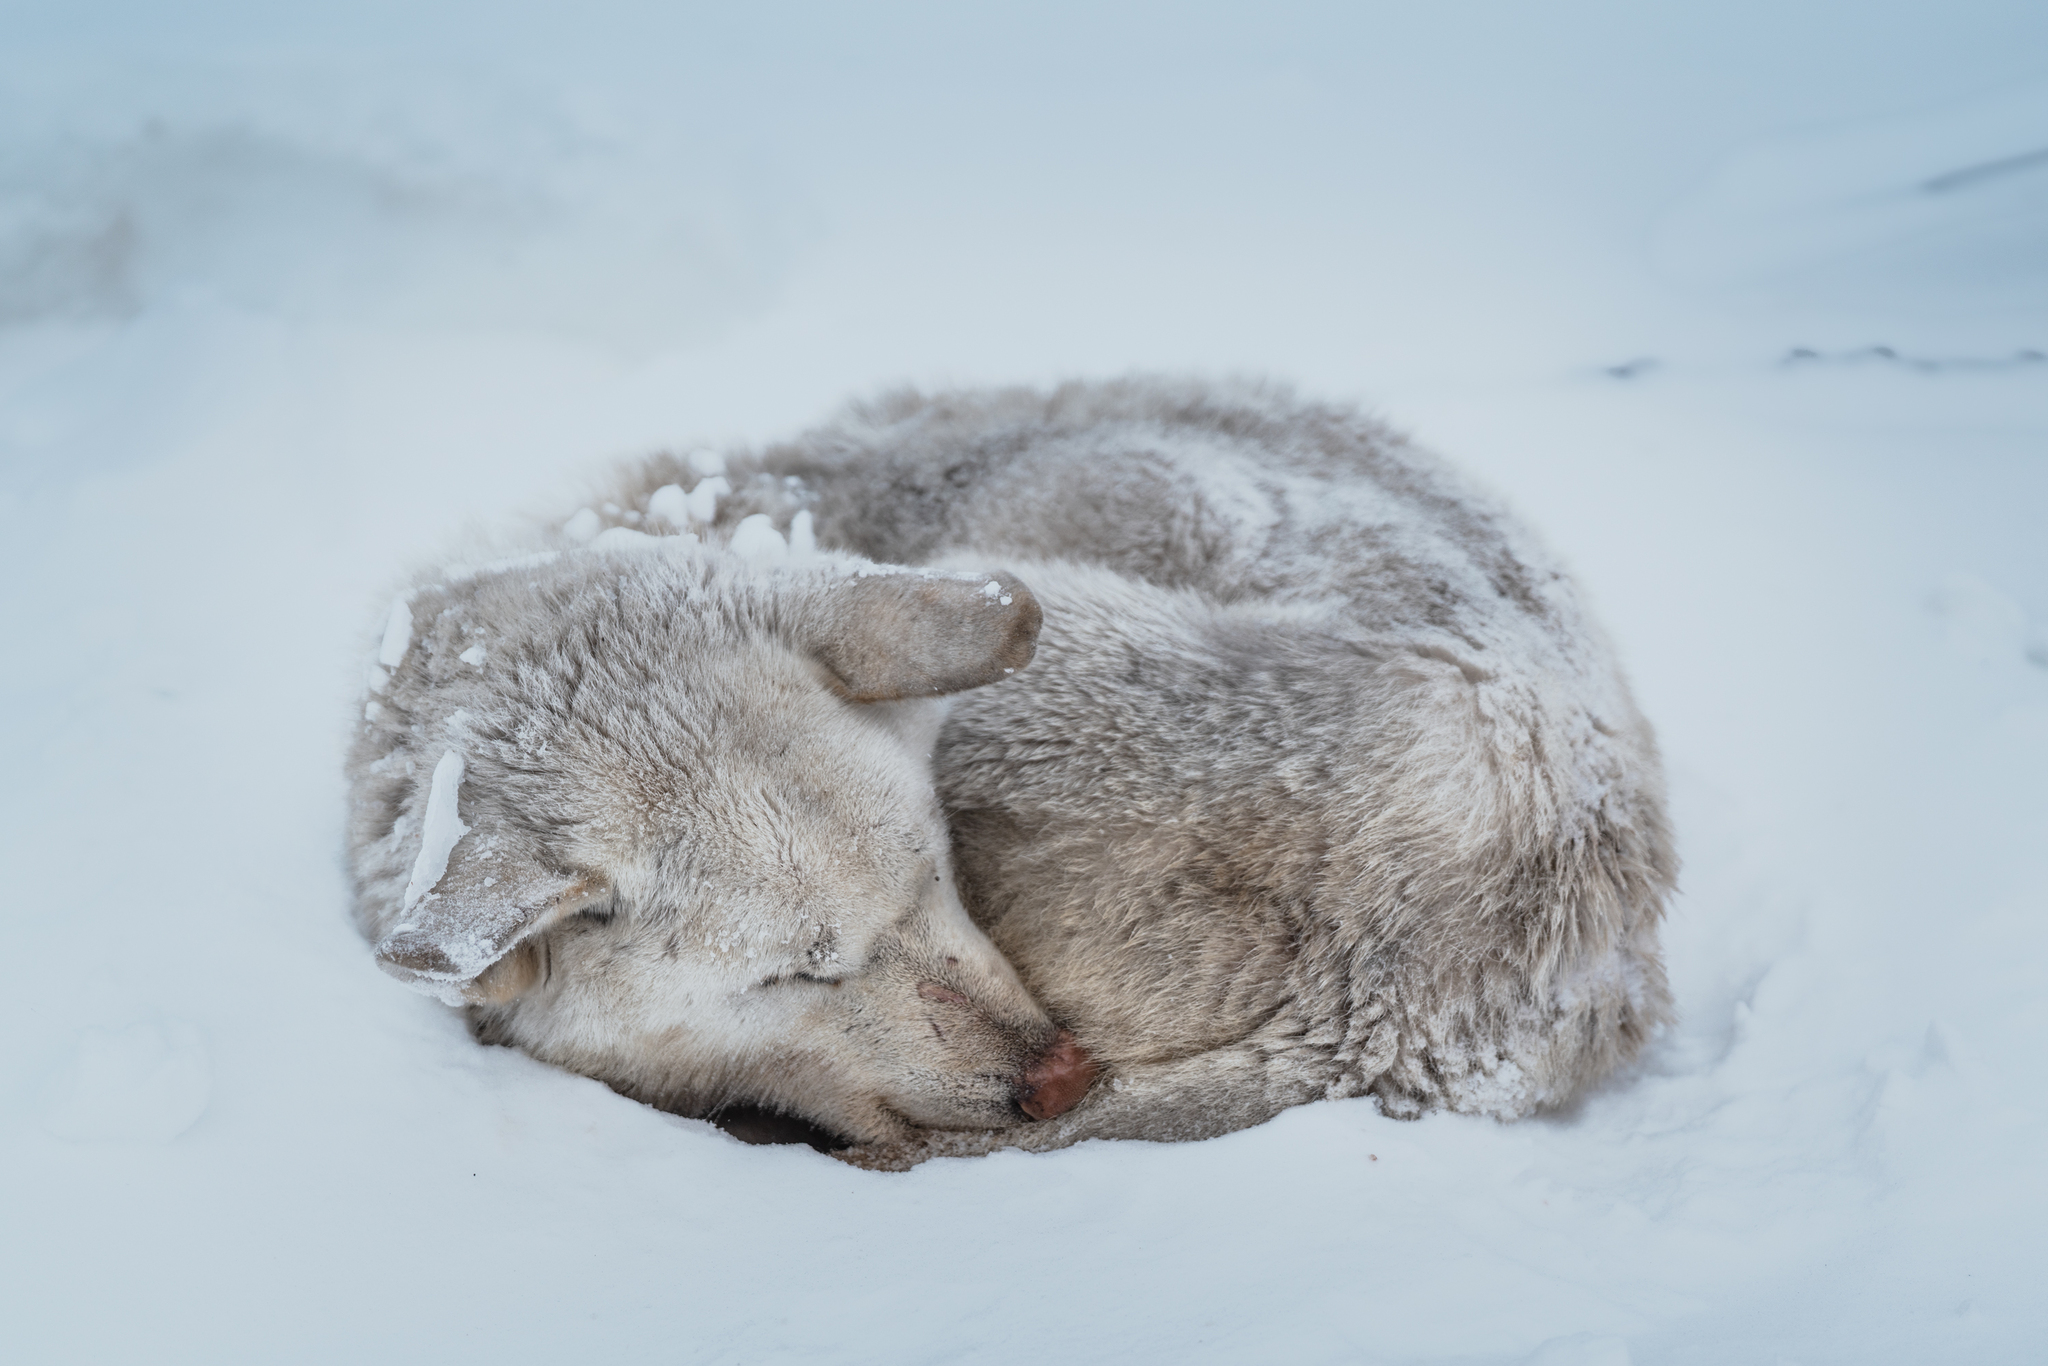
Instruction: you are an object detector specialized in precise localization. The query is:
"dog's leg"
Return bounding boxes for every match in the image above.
[836,1039,1327,1169]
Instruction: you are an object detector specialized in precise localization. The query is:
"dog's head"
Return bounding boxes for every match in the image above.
[349,544,1094,1144]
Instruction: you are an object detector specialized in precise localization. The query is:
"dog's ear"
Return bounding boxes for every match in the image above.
[374,807,610,1006]
[803,570,1042,702]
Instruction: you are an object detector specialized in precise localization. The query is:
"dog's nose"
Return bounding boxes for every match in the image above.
[1017,1030,1097,1121]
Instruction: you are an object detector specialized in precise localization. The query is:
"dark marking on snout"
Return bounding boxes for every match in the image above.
[918,981,972,1008]
[918,980,972,1041]
[1017,1030,1097,1122]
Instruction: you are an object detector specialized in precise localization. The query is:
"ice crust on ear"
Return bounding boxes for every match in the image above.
[400,750,469,913]
[806,569,1042,701]
[373,805,606,1005]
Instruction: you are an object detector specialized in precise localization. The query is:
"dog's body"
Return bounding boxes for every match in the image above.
[346,378,1675,1162]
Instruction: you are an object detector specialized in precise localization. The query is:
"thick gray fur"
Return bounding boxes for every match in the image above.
[346,376,1676,1164]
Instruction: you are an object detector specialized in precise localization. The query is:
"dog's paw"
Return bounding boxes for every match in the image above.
[832,1128,1021,1170]
[832,1140,929,1172]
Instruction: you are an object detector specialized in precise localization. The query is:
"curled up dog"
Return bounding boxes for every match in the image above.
[345,378,1677,1166]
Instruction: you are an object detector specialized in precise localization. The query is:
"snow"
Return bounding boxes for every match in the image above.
[789,507,817,557]
[684,473,730,524]
[374,595,412,668]
[1653,81,2048,315]
[457,644,485,667]
[399,749,468,913]
[588,524,659,553]
[727,511,788,561]
[560,507,601,543]
[1928,574,2041,665]
[4,5,2046,1365]
[36,1021,212,1145]
[645,481,689,527]
[440,549,561,585]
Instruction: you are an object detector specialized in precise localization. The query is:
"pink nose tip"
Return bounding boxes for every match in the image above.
[1018,1030,1097,1121]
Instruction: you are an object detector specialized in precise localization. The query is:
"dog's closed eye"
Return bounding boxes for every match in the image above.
[574,897,620,926]
[756,970,846,988]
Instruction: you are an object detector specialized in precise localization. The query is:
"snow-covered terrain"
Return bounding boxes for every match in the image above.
[4,4,2044,1362]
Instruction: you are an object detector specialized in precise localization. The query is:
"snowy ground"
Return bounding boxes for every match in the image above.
[4,5,2045,1363]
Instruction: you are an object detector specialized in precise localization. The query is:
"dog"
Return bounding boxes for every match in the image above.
[346,377,1676,1164]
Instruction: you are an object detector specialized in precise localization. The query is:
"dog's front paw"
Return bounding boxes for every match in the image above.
[832,1139,930,1172]
[833,1128,1021,1171]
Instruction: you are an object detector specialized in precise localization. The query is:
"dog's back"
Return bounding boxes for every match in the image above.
[606,378,1677,1147]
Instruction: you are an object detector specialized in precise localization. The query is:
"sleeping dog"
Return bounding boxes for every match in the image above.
[346,378,1675,1164]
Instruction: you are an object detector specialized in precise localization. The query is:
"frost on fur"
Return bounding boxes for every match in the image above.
[399,749,467,913]
[343,377,1676,1156]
